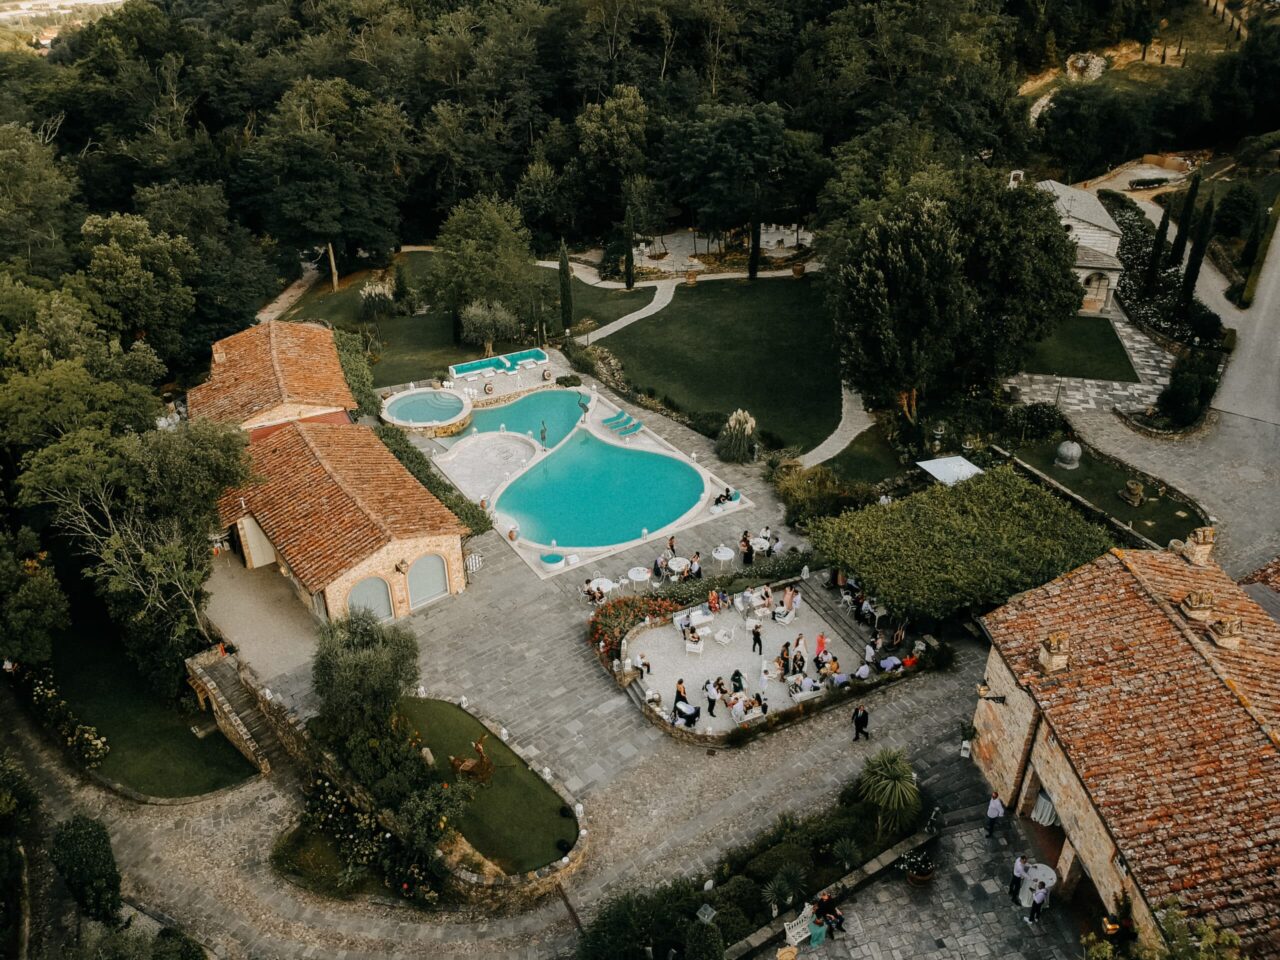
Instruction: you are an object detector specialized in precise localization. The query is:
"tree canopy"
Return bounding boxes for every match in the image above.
[810,466,1113,620]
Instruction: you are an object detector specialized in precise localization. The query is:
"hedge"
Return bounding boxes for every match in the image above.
[332,328,380,417]
[374,425,493,536]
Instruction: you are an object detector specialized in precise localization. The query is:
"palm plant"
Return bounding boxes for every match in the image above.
[761,877,787,917]
[858,748,922,840]
[833,837,861,871]
[775,863,808,906]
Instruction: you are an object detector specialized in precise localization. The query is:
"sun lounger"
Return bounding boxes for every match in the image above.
[618,421,643,436]
[608,415,634,431]
[603,410,628,426]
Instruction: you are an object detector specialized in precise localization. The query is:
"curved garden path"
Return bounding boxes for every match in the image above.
[799,389,874,468]
[8,633,986,960]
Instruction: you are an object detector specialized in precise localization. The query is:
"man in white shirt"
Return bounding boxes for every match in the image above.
[704,680,718,717]
[1026,882,1048,924]
[986,792,1005,836]
[800,675,818,692]
[854,663,872,681]
[730,697,746,724]
[1008,854,1027,903]
[864,641,876,664]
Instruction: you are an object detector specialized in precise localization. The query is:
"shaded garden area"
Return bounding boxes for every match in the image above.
[825,425,904,486]
[604,277,842,450]
[1022,316,1138,382]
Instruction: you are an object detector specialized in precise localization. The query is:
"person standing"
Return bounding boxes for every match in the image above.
[986,792,1005,837]
[704,679,718,717]
[751,624,763,655]
[1008,854,1027,904]
[852,705,870,740]
[1025,882,1047,924]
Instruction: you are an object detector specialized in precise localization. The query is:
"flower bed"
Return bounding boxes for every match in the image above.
[7,666,109,769]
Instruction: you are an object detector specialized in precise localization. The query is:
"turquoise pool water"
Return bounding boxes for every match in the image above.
[469,390,586,447]
[450,348,548,378]
[497,431,704,547]
[386,390,464,423]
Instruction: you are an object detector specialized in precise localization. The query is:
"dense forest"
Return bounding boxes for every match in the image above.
[0,0,1278,691]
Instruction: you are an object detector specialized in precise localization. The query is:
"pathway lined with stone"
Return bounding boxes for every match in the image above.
[802,389,875,468]
[580,278,676,343]
[255,266,320,323]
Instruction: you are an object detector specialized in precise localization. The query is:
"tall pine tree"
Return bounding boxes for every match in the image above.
[1181,198,1215,308]
[554,239,572,338]
[1168,174,1201,266]
[623,207,636,291]
[1145,204,1171,295]
[1241,211,1265,270]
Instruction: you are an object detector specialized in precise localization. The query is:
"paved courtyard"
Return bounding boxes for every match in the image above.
[809,825,1080,960]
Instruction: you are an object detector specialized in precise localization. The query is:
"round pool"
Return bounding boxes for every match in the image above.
[386,389,465,423]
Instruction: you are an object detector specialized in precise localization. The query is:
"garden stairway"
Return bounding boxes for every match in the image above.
[191,653,291,777]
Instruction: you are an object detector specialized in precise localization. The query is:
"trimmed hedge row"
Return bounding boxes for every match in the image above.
[332,328,381,417]
[374,425,493,536]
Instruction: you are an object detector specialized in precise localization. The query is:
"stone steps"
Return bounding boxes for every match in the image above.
[202,657,290,773]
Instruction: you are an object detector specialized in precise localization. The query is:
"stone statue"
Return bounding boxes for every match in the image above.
[1119,479,1145,507]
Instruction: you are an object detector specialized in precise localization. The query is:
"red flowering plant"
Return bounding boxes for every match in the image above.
[588,595,682,661]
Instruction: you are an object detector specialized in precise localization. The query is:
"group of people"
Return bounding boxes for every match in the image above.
[738,526,783,566]
[671,674,768,727]
[652,536,704,582]
[803,893,846,946]
[581,580,608,605]
[1009,854,1050,925]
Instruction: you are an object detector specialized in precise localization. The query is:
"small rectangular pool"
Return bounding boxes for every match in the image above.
[450,348,548,379]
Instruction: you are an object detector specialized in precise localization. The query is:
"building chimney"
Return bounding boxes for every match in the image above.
[1181,527,1216,567]
[1039,632,1070,674]
[1179,590,1215,622]
[213,348,226,364]
[1208,616,1242,650]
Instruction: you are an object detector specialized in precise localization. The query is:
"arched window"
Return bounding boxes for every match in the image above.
[1083,272,1109,310]
[407,555,449,609]
[348,576,393,621]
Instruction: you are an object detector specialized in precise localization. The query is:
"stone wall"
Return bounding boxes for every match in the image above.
[970,646,1039,803]
[321,532,466,620]
[185,649,271,774]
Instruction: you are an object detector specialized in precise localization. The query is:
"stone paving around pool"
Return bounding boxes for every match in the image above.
[630,591,865,734]
[807,824,1079,960]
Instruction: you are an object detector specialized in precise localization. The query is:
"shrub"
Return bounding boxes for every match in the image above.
[714,409,756,463]
[685,919,726,960]
[560,338,599,376]
[398,782,473,856]
[556,374,582,387]
[51,816,121,924]
[587,595,683,660]
[374,424,492,534]
[707,904,752,945]
[313,610,419,735]
[858,749,922,840]
[1157,351,1220,427]
[0,752,39,831]
[1214,183,1261,238]
[773,463,878,527]
[687,410,729,439]
[359,281,395,323]
[744,842,813,883]
[833,836,861,870]
[332,328,380,416]
[11,667,109,769]
[1001,402,1068,443]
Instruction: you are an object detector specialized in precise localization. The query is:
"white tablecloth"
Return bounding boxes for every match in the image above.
[667,557,690,573]
[750,537,769,552]
[628,566,651,585]
[590,578,616,593]
[1019,863,1057,906]
[711,546,735,563]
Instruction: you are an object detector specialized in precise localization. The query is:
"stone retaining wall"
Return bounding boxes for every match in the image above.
[185,649,271,774]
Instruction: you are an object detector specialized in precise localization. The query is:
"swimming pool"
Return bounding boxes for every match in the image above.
[385,389,465,424]
[496,430,705,548]
[450,348,548,379]
[466,390,586,448]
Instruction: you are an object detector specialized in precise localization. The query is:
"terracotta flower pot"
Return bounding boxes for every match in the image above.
[792,262,806,278]
[907,869,935,887]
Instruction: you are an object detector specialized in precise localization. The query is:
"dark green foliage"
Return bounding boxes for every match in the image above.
[374,424,492,535]
[554,240,572,338]
[1214,183,1261,238]
[811,466,1114,620]
[1241,211,1266,269]
[332,328,379,416]
[0,524,69,665]
[744,842,813,883]
[1181,199,1215,305]
[51,816,121,924]
[559,338,599,377]
[1169,175,1201,267]
[1145,205,1171,296]
[1157,351,1221,427]
[622,208,635,291]
[313,610,419,736]
[0,752,39,832]
[684,920,725,960]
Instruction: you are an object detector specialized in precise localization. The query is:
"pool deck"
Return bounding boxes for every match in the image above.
[424,353,753,578]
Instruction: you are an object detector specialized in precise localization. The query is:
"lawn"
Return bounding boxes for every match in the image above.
[398,699,578,874]
[1015,440,1204,546]
[271,824,383,899]
[52,604,255,797]
[1023,316,1139,382]
[603,277,842,450]
[825,425,904,485]
[573,279,651,327]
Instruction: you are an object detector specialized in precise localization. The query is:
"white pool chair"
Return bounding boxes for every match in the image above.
[714,627,735,647]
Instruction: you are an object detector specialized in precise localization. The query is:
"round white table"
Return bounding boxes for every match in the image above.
[1019,863,1057,907]
[628,567,651,589]
[590,577,616,594]
[750,537,769,553]
[712,545,735,570]
[667,556,690,574]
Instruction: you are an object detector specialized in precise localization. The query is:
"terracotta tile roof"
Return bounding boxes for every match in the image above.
[982,548,1280,954]
[188,322,355,426]
[219,422,465,592]
[1243,556,1280,590]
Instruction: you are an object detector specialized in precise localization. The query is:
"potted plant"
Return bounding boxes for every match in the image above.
[899,849,936,886]
[792,262,806,278]
[959,720,977,758]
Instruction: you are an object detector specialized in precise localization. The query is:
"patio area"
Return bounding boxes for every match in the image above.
[628,586,866,734]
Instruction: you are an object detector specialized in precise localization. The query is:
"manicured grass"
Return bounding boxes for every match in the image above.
[604,277,842,450]
[1023,316,1139,382]
[573,279,651,327]
[1015,440,1204,546]
[52,608,255,798]
[271,824,382,899]
[363,312,520,388]
[398,699,578,874]
[825,425,904,485]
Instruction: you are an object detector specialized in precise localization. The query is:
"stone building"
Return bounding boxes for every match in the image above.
[972,529,1280,955]
[1037,179,1124,313]
[218,421,467,621]
[187,321,355,438]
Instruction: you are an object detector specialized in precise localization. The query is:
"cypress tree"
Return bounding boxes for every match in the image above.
[623,207,635,291]
[554,239,571,338]
[1181,198,1215,307]
[1145,204,1171,296]
[1168,173,1200,266]
[1241,211,1265,269]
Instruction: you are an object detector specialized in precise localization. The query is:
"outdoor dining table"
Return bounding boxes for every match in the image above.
[667,556,691,574]
[628,566,651,589]
[750,537,769,553]
[711,545,735,570]
[1019,863,1058,907]
[590,577,616,594]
